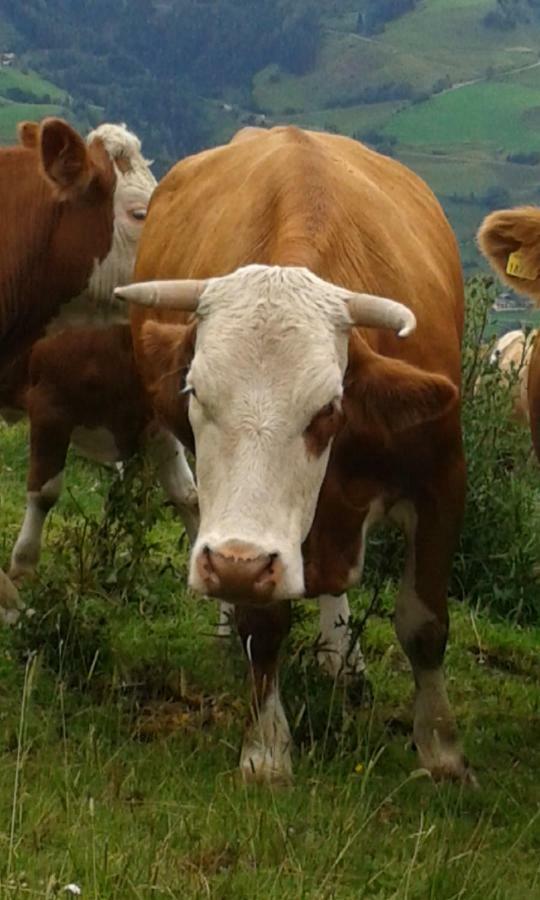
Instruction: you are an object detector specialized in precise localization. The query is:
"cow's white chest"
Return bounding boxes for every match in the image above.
[71,426,121,464]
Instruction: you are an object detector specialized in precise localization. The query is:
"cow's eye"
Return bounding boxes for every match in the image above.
[130,208,147,221]
[304,398,342,456]
[318,401,335,418]
[181,383,197,400]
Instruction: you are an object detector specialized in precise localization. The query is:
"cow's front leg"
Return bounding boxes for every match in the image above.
[9,407,70,583]
[392,465,472,783]
[235,601,292,784]
[316,593,366,680]
[144,427,199,544]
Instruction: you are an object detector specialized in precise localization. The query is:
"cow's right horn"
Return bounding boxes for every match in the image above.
[114,279,207,310]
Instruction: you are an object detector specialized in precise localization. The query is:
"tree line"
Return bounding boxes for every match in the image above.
[2,0,322,172]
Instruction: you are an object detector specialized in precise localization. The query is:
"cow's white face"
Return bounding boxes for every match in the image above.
[117,262,426,605]
[187,266,352,602]
[87,124,157,303]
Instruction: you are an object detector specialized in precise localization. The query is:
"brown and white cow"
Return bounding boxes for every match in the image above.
[0,118,190,619]
[486,328,536,425]
[119,126,469,784]
[478,207,540,460]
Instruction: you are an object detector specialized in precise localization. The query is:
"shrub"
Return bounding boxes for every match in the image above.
[15,454,191,689]
[454,276,540,622]
[362,276,540,624]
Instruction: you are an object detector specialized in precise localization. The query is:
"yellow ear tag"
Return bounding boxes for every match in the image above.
[506,249,538,281]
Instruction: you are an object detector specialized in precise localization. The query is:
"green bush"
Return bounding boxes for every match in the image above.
[361,276,540,624]
[453,276,540,622]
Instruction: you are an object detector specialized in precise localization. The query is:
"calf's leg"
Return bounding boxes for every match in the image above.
[235,601,292,784]
[144,427,199,543]
[316,593,366,679]
[10,408,70,582]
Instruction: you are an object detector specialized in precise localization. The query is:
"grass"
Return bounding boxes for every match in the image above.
[384,82,540,152]
[0,68,66,103]
[0,102,65,144]
[286,100,403,137]
[248,0,540,272]
[0,60,68,144]
[1,402,540,896]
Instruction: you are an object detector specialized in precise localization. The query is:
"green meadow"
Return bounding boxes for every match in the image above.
[1,282,540,897]
[384,82,540,153]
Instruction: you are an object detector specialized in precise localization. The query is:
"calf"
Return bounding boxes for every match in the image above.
[484,328,536,424]
[8,324,198,583]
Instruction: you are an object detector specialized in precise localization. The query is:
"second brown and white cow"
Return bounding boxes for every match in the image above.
[478,207,540,460]
[0,118,168,618]
[119,126,469,785]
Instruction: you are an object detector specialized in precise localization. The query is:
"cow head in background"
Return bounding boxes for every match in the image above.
[82,122,156,301]
[19,119,155,297]
[0,118,155,364]
[117,265,457,604]
[478,206,540,301]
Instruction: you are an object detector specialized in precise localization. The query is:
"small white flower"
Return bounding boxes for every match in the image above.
[63,885,82,896]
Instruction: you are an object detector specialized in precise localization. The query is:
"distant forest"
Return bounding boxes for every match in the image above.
[2,0,322,171]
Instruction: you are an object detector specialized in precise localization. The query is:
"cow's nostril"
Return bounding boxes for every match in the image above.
[196,543,283,600]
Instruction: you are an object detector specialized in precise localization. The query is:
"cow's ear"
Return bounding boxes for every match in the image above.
[39,118,93,198]
[17,121,39,149]
[140,321,196,450]
[344,349,458,436]
[478,206,540,301]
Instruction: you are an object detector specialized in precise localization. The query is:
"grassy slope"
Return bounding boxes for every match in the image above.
[250,0,540,274]
[0,18,69,144]
[0,101,66,143]
[384,82,540,152]
[1,418,540,897]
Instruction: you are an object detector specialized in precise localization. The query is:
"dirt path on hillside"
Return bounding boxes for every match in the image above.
[439,58,540,96]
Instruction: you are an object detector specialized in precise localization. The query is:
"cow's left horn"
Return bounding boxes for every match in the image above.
[347,293,416,338]
[114,279,207,310]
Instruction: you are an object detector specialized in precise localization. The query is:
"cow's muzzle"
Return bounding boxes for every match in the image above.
[195,540,284,603]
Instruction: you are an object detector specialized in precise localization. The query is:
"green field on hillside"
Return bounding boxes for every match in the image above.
[0,58,69,144]
[384,82,540,152]
[287,100,403,136]
[3,0,540,272]
[0,67,65,102]
[0,101,65,143]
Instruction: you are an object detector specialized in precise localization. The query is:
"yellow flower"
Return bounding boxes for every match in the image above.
[354,762,364,775]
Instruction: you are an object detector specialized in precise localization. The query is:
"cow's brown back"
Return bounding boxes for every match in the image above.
[131,126,463,385]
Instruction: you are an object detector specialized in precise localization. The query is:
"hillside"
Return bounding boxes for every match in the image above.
[2,0,540,271]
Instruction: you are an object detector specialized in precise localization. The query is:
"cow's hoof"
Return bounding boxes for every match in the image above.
[417,740,477,787]
[0,570,24,625]
[239,743,293,786]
